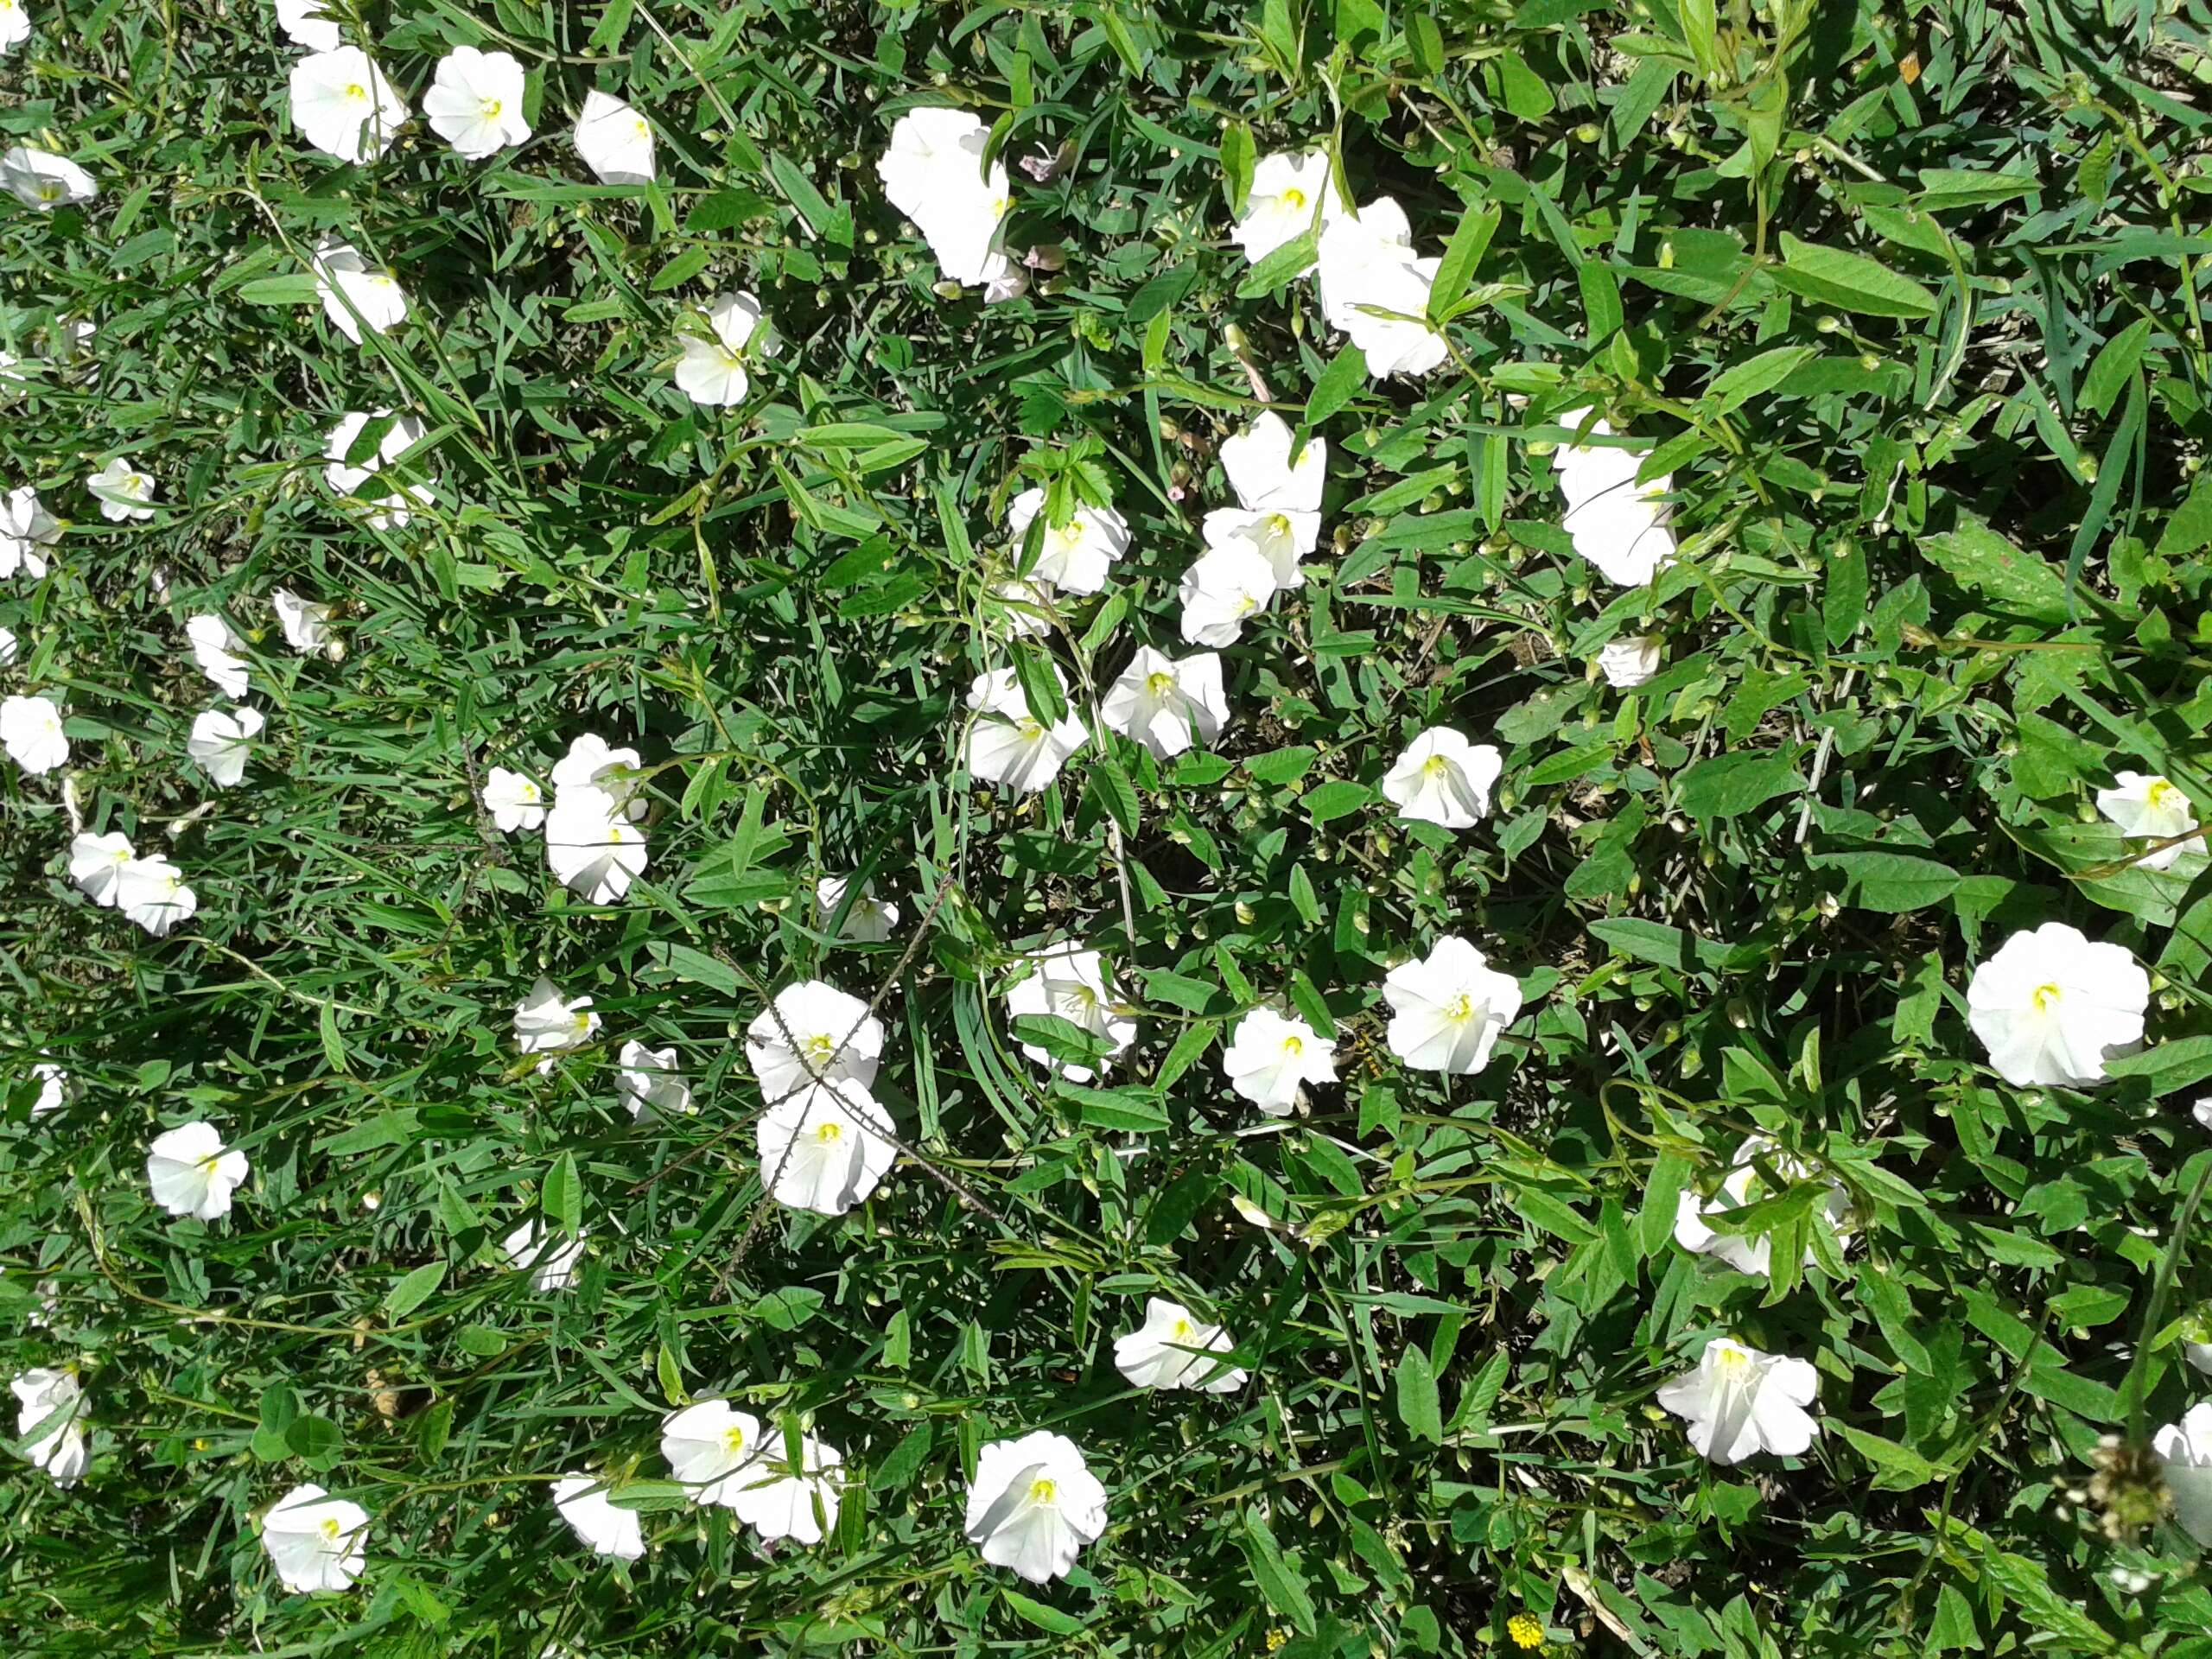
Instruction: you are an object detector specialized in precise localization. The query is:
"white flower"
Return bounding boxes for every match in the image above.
[1006,944,1135,1082]
[1099,645,1228,760]
[514,976,599,1061]
[146,1121,249,1221]
[574,90,654,185]
[674,291,768,407]
[29,1061,67,1116]
[1552,410,1676,588]
[1967,922,2148,1088]
[88,457,155,522]
[1656,1338,1819,1465]
[1381,728,1501,830]
[262,1483,369,1593]
[726,1432,843,1545]
[660,1400,764,1508]
[1316,198,1446,378]
[1232,149,1341,270]
[423,47,529,158]
[758,1077,898,1215]
[550,732,646,818]
[545,784,648,904]
[1,693,66,773]
[2157,1403,2212,1545]
[69,831,134,907]
[0,486,60,577]
[502,1218,586,1292]
[2197,1097,2212,1132]
[616,1039,691,1118]
[817,875,899,944]
[187,706,265,789]
[964,665,1087,794]
[481,766,546,833]
[11,1368,86,1486]
[312,238,409,343]
[2097,772,2202,870]
[273,0,340,52]
[272,588,333,652]
[983,575,1058,639]
[2189,1337,2212,1377]
[877,107,1016,289]
[0,0,31,56]
[1598,634,1663,689]
[324,410,431,527]
[1382,936,1522,1074]
[1672,1136,1853,1277]
[289,47,406,162]
[186,613,251,698]
[553,1472,645,1560]
[1,147,94,210]
[744,979,882,1103]
[1114,1298,1246,1393]
[1204,411,1325,588]
[1007,487,1128,596]
[1222,1007,1336,1117]
[1178,543,1279,648]
[963,1430,1107,1584]
[116,852,197,937]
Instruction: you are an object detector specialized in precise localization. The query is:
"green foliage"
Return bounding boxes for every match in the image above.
[4,0,2212,1654]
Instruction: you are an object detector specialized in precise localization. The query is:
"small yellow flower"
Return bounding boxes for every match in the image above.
[1507,1611,1547,1649]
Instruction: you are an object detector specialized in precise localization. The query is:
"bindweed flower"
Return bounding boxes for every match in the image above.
[1316,198,1446,378]
[2096,772,2202,870]
[1967,922,2148,1088]
[745,979,882,1103]
[10,1368,86,1486]
[1114,1298,1247,1393]
[550,732,646,819]
[88,458,155,522]
[146,1121,249,1220]
[1007,487,1128,596]
[616,1039,691,1118]
[187,706,265,789]
[1382,727,1502,830]
[1656,1337,1819,1465]
[0,0,30,55]
[514,976,599,1065]
[1006,944,1135,1082]
[1232,149,1341,270]
[1598,634,1663,689]
[1204,411,1325,588]
[1673,1136,1853,1277]
[1178,543,1279,648]
[262,1483,369,1593]
[116,852,197,937]
[272,588,333,652]
[186,613,250,698]
[1222,1007,1336,1117]
[575,90,654,185]
[727,1431,844,1545]
[1,693,66,774]
[274,0,340,51]
[502,1219,586,1292]
[757,1077,898,1215]
[312,238,409,343]
[1,146,94,210]
[324,410,431,528]
[482,766,546,833]
[963,1430,1107,1584]
[661,1400,764,1508]
[553,1472,646,1560]
[817,874,899,944]
[2153,1409,2212,1541]
[674,291,769,407]
[423,47,529,158]
[545,784,648,904]
[29,1060,67,1116]
[1099,645,1228,760]
[1383,937,1522,1073]
[1552,409,1676,588]
[877,107,1018,289]
[0,485,60,578]
[289,47,407,163]
[965,665,1087,793]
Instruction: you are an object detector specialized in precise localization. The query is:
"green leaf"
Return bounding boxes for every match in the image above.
[1000,1588,1085,1636]
[1427,202,1501,324]
[1679,0,1718,77]
[1707,346,1815,415]
[1920,518,2071,622]
[1221,121,1255,216]
[1305,344,1366,426]
[1236,230,1319,298]
[1675,752,1804,821]
[1805,850,1960,912]
[384,1261,448,1319]
[1395,1346,1444,1443]
[1242,1511,1319,1634]
[1772,232,1938,319]
[1089,754,1140,836]
[542,1151,582,1235]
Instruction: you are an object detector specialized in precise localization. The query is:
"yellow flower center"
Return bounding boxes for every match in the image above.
[1234,593,1257,617]
[2148,778,2180,810]
[1507,1611,1545,1649]
[319,1516,342,1541]
[2031,982,2063,1013]
[1281,187,1306,211]
[1171,1319,1193,1340]
[804,1033,835,1063]
[518,781,538,802]
[1444,993,1474,1021]
[992,194,1013,218]
[1027,1477,1057,1504]
[571,1011,591,1031]
[632,119,649,139]
[721,1425,747,1455]
[1265,512,1292,537]
[480,98,503,118]
[815,1121,843,1143]
[1016,716,1044,740]
[1716,1344,1751,1372]
[196,1153,223,1173]
[1145,671,1176,697]
[1422,754,1451,778]
[345,83,366,101]
[35,182,59,202]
